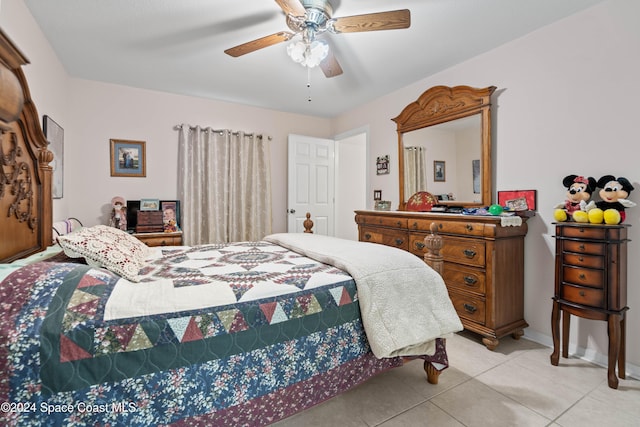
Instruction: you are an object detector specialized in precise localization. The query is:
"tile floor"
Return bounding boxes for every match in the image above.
[273,331,640,426]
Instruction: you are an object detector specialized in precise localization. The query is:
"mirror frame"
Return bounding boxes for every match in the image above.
[393,85,496,210]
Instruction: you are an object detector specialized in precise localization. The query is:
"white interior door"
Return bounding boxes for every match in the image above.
[287,134,334,235]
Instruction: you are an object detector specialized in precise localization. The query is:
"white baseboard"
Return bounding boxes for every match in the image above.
[523,330,639,380]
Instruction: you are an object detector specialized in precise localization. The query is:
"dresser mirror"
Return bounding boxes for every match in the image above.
[393,85,496,210]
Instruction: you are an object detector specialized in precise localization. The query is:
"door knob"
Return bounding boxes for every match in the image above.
[288,209,296,214]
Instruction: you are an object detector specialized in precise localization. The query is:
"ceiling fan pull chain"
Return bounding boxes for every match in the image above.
[307,66,312,102]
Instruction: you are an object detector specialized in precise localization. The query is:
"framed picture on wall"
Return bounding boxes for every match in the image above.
[434,160,445,182]
[110,139,146,177]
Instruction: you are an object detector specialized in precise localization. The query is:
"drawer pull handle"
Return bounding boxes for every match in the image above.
[415,242,425,250]
[579,273,586,280]
[463,303,477,314]
[364,233,372,240]
[395,238,404,246]
[463,249,477,258]
[579,244,585,251]
[397,221,403,227]
[578,257,584,262]
[412,221,418,229]
[463,276,478,285]
[466,224,473,231]
[579,291,586,297]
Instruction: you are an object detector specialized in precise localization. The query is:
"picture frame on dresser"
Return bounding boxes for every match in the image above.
[126,200,180,233]
[110,139,146,177]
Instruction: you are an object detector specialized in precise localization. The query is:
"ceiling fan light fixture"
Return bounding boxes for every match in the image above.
[286,39,329,68]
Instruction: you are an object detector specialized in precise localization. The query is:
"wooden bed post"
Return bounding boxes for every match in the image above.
[423,222,445,384]
[423,222,443,275]
[303,212,314,233]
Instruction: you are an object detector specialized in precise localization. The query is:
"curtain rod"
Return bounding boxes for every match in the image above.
[173,125,271,140]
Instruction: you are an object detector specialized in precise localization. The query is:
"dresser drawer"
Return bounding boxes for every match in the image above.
[441,236,486,267]
[562,265,604,288]
[359,215,408,229]
[448,290,486,325]
[360,228,408,250]
[562,252,604,269]
[443,263,486,295]
[562,240,605,256]
[408,233,428,256]
[557,225,607,240]
[409,219,485,237]
[561,283,604,308]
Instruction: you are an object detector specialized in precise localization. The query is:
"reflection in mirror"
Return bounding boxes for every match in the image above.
[402,114,481,203]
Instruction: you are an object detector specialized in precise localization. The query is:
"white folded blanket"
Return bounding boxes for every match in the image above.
[264,233,463,358]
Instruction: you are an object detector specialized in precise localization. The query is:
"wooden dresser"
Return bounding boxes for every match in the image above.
[550,223,629,389]
[355,210,528,350]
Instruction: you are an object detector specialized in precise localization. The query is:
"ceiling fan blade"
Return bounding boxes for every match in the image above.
[274,0,306,17]
[319,50,343,78]
[224,31,295,57]
[330,9,410,33]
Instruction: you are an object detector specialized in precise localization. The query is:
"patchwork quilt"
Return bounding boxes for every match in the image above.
[0,241,448,426]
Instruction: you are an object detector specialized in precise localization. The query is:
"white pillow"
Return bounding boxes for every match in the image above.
[57,226,146,282]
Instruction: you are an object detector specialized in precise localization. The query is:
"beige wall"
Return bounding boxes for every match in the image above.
[333,0,640,376]
[4,0,640,376]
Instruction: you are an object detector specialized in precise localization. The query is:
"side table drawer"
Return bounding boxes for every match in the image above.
[562,266,604,288]
[561,283,604,308]
[558,226,607,240]
[563,253,604,269]
[562,240,605,256]
[134,232,183,247]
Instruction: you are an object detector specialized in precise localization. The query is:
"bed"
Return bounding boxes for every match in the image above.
[0,29,462,426]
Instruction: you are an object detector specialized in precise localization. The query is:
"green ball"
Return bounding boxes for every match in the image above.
[488,204,504,215]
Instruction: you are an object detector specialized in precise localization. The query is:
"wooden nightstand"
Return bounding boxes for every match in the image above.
[550,223,629,389]
[133,231,183,247]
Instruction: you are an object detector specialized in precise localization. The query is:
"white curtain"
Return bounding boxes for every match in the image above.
[404,146,427,197]
[177,125,272,245]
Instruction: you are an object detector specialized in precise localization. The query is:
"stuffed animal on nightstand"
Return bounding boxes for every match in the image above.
[554,175,596,223]
[587,175,636,224]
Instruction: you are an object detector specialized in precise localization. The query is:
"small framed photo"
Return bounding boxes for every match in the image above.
[161,200,180,232]
[140,199,160,211]
[498,190,537,211]
[110,139,146,177]
[434,160,446,182]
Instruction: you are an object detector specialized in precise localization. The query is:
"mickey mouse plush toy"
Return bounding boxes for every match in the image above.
[554,175,597,223]
[587,175,636,224]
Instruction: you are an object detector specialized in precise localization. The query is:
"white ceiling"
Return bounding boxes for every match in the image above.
[24,0,603,118]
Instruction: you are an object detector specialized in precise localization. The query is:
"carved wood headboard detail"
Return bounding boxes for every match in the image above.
[0,29,53,262]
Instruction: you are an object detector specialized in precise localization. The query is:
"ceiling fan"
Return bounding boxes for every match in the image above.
[224,0,411,78]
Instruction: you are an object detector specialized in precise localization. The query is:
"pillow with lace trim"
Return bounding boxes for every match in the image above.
[57,226,145,282]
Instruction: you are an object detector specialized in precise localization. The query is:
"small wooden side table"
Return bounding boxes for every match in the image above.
[550,223,629,389]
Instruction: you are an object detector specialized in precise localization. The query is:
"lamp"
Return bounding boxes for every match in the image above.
[286,38,329,68]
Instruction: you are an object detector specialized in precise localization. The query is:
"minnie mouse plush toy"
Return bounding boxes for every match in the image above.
[554,175,596,223]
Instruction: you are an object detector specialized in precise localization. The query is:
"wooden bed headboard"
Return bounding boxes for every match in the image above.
[0,29,53,262]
